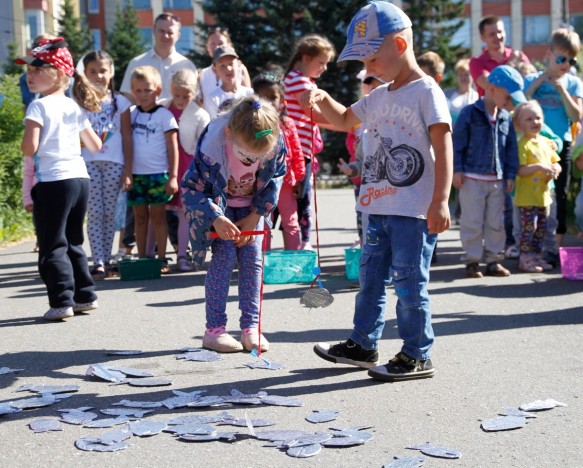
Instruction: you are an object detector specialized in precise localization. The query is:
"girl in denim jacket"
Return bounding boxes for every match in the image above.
[181,96,286,353]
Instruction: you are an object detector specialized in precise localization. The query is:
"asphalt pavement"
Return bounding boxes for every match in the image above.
[0,188,582,468]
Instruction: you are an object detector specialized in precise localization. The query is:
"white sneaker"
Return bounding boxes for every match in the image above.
[504,244,519,259]
[44,307,74,321]
[301,242,315,251]
[73,300,99,313]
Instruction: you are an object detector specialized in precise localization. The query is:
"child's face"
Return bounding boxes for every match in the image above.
[256,84,282,111]
[518,106,543,138]
[26,65,60,95]
[548,48,577,77]
[227,129,270,167]
[361,35,401,84]
[489,84,513,110]
[481,21,506,51]
[301,53,331,79]
[84,59,113,92]
[456,70,472,87]
[213,56,239,85]
[131,78,161,110]
[170,83,194,110]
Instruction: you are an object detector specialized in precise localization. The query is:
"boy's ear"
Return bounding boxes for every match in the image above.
[394,36,407,55]
[155,86,162,97]
[435,73,443,84]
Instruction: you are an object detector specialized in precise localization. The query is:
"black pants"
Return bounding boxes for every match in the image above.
[555,142,572,235]
[32,179,96,308]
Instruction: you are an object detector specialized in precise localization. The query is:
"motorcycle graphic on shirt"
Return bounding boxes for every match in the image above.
[362,133,424,187]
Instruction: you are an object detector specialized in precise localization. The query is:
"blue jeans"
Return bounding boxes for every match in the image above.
[350,214,436,360]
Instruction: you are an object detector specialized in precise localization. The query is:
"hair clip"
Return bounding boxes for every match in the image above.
[255,129,273,139]
[252,100,261,110]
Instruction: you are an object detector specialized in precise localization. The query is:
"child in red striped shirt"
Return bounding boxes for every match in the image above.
[284,35,335,250]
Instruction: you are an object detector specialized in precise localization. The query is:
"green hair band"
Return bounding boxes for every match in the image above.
[255,129,273,139]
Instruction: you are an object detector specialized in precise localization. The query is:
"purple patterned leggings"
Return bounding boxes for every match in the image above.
[519,206,547,255]
[205,207,264,330]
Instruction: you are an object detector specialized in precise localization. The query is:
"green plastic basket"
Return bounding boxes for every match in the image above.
[345,248,362,280]
[119,258,162,281]
[263,250,317,284]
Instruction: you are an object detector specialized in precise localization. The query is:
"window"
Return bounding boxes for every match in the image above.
[140,28,153,46]
[91,29,102,50]
[163,0,192,8]
[570,14,583,39]
[131,0,152,9]
[175,26,194,54]
[25,10,44,46]
[88,0,99,14]
[523,16,550,45]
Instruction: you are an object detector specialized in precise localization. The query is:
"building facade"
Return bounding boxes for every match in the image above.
[2,1,583,72]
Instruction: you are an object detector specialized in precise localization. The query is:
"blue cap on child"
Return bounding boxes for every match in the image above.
[338,1,412,62]
[487,65,527,105]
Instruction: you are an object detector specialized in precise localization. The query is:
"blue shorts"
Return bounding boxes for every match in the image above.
[127,173,172,207]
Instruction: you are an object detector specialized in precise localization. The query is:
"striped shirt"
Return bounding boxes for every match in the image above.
[284,68,316,160]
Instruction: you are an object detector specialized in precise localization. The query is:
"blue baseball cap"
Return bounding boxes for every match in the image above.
[487,65,527,105]
[338,1,412,62]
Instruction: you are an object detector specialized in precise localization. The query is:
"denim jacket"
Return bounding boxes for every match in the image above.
[453,99,518,180]
[180,114,286,269]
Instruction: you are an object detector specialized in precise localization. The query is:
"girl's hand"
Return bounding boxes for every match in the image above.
[121,173,133,191]
[165,176,178,196]
[505,179,514,193]
[292,182,303,199]
[337,157,354,176]
[234,213,262,247]
[452,172,464,189]
[300,88,326,109]
[212,216,241,241]
[551,162,562,179]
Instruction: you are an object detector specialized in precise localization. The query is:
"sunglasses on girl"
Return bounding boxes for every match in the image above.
[555,55,577,66]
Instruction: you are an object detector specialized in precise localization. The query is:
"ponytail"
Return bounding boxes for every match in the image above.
[73,71,103,113]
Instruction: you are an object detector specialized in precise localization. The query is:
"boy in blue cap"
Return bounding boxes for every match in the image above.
[305,1,453,381]
[453,65,522,278]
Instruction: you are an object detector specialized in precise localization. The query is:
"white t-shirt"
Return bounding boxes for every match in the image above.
[24,95,91,182]
[205,85,254,119]
[351,77,452,218]
[120,49,196,100]
[444,87,479,125]
[199,65,246,106]
[130,105,178,174]
[82,93,132,165]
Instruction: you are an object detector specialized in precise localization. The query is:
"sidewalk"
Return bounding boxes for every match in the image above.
[0,188,582,467]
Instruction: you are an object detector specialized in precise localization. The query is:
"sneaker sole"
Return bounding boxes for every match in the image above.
[73,306,98,314]
[313,344,378,369]
[44,311,74,321]
[367,367,435,382]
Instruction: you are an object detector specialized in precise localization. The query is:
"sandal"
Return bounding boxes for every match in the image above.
[519,254,543,273]
[160,258,171,275]
[91,266,106,280]
[105,264,119,278]
[176,256,193,272]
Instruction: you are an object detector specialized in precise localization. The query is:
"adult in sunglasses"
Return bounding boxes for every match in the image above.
[524,28,583,252]
[470,15,531,97]
[120,13,196,102]
[198,27,251,108]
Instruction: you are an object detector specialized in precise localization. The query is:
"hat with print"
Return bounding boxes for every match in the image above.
[338,1,412,62]
[212,45,239,64]
[16,38,75,77]
[487,65,527,105]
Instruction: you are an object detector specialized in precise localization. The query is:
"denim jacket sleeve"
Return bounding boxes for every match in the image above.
[453,105,471,173]
[503,119,518,181]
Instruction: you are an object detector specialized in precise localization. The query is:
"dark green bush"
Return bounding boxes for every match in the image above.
[0,75,34,243]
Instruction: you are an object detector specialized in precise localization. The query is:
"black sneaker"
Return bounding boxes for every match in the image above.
[313,339,379,369]
[367,352,434,381]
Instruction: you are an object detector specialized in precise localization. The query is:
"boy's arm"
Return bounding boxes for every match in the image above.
[165,130,179,196]
[549,80,583,123]
[451,108,470,189]
[120,109,133,190]
[427,122,453,234]
[302,89,360,131]
[524,73,546,99]
[504,121,519,193]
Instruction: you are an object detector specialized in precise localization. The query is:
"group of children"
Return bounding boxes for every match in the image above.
[17,1,583,385]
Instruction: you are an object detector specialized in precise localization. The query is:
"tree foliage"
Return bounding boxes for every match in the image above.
[107,3,147,90]
[57,0,93,64]
[3,43,24,76]
[0,76,34,243]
